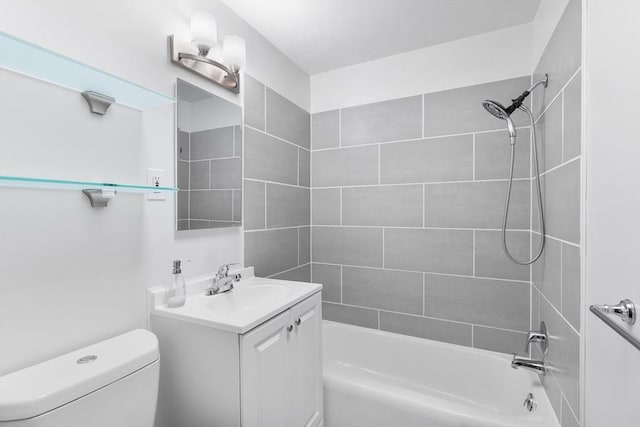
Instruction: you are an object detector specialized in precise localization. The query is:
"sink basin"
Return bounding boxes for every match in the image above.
[204,284,292,313]
[148,268,322,334]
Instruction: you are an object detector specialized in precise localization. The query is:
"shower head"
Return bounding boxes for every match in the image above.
[483,99,518,144]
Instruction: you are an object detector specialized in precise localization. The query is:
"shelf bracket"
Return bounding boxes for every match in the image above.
[82,189,116,208]
[81,91,115,115]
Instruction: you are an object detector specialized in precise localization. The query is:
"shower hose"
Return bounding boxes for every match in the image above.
[502,105,545,265]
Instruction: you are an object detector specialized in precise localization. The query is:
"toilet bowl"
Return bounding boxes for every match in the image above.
[0,329,160,427]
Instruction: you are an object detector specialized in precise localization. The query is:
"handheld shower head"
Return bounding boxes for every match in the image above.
[482,100,517,144]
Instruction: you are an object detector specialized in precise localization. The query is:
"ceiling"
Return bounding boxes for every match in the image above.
[223,0,541,75]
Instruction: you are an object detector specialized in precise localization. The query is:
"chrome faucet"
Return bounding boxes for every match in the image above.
[511,321,549,376]
[205,263,242,295]
[511,354,547,376]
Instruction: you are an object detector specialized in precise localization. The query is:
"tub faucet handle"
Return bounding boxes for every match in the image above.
[525,321,548,355]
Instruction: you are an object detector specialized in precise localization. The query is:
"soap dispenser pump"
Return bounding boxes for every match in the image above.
[167,259,188,308]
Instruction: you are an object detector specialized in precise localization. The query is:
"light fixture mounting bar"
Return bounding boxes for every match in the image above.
[168,35,240,94]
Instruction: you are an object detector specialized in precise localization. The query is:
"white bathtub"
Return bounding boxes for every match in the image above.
[323,321,559,427]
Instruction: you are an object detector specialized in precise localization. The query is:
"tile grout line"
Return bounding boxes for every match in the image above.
[312,177,532,190]
[245,124,311,152]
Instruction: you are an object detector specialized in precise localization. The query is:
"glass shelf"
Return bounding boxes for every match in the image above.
[0,31,175,111]
[0,175,177,194]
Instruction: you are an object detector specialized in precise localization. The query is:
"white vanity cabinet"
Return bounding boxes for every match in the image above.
[149,277,323,427]
[241,294,323,427]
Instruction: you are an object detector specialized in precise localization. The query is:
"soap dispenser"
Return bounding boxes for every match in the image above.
[167,259,187,308]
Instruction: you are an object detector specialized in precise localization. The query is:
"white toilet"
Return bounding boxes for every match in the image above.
[0,329,160,427]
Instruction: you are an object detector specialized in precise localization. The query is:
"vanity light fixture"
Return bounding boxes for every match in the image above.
[169,12,246,94]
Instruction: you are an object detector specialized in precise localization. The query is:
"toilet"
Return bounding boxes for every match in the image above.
[0,329,160,427]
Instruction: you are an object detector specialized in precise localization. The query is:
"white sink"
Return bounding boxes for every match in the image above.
[148,268,322,334]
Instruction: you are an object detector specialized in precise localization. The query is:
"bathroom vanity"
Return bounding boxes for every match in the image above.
[147,268,323,427]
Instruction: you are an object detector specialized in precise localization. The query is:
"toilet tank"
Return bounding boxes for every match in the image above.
[0,329,160,427]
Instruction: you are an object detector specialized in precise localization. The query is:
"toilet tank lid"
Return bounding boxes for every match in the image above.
[0,329,159,422]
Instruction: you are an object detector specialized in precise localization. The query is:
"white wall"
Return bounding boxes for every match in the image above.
[0,0,308,375]
[584,0,640,425]
[531,0,571,68]
[310,23,533,112]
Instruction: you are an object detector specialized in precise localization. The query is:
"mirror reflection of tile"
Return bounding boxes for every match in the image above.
[176,79,242,231]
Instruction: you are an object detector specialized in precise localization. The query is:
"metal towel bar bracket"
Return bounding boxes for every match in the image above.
[590,299,640,351]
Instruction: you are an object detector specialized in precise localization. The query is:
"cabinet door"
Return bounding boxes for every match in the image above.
[291,293,323,427]
[240,309,293,427]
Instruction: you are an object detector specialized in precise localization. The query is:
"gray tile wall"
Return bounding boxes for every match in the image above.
[177,125,242,230]
[311,74,535,355]
[243,75,311,280]
[530,1,582,426]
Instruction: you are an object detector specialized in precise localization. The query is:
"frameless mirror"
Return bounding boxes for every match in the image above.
[176,78,242,230]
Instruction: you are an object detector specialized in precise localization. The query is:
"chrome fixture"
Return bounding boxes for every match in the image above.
[481,74,548,265]
[82,189,116,208]
[205,263,242,295]
[523,393,537,412]
[511,354,547,376]
[590,299,640,351]
[169,12,246,94]
[81,91,115,115]
[525,321,548,356]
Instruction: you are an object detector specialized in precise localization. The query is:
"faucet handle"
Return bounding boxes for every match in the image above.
[525,321,548,355]
[217,263,239,277]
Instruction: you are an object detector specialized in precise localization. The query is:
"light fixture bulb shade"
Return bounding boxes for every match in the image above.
[223,35,246,72]
[190,12,217,51]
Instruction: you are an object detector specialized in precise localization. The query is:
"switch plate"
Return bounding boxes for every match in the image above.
[146,168,166,201]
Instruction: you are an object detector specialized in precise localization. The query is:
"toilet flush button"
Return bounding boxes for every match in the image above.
[76,355,98,364]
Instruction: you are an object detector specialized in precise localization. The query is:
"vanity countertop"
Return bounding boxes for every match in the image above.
[147,267,322,334]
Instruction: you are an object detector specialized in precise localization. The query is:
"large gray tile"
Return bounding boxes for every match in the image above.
[244,74,265,130]
[323,302,378,329]
[384,228,473,275]
[177,190,188,220]
[342,266,423,315]
[425,181,529,229]
[177,160,189,190]
[210,158,241,189]
[341,96,422,146]
[532,235,562,311]
[245,228,299,277]
[475,230,530,281]
[312,110,339,149]
[312,145,378,187]
[299,226,311,265]
[245,127,299,185]
[190,190,233,221]
[342,185,423,227]
[312,188,340,225]
[545,159,580,243]
[272,264,311,282]
[535,94,563,173]
[233,190,242,222]
[190,219,211,229]
[311,263,341,303]
[266,184,310,228]
[475,128,530,180]
[473,326,527,356]
[540,296,581,417]
[542,373,563,424]
[243,180,265,230]
[423,76,531,137]
[380,135,472,184]
[532,0,582,116]
[266,88,310,148]
[178,130,189,160]
[425,274,530,331]
[210,221,239,229]
[563,71,581,161]
[190,127,234,160]
[380,312,472,347]
[562,243,581,331]
[299,148,310,187]
[562,396,580,427]
[177,219,189,230]
[312,226,383,267]
[190,161,209,189]
[532,286,541,346]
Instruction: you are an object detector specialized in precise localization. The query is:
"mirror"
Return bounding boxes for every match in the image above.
[176,79,242,230]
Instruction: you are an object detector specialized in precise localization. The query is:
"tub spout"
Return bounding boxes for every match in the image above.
[511,354,547,376]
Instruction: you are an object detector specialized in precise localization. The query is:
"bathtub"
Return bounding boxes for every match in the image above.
[323,321,559,427]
